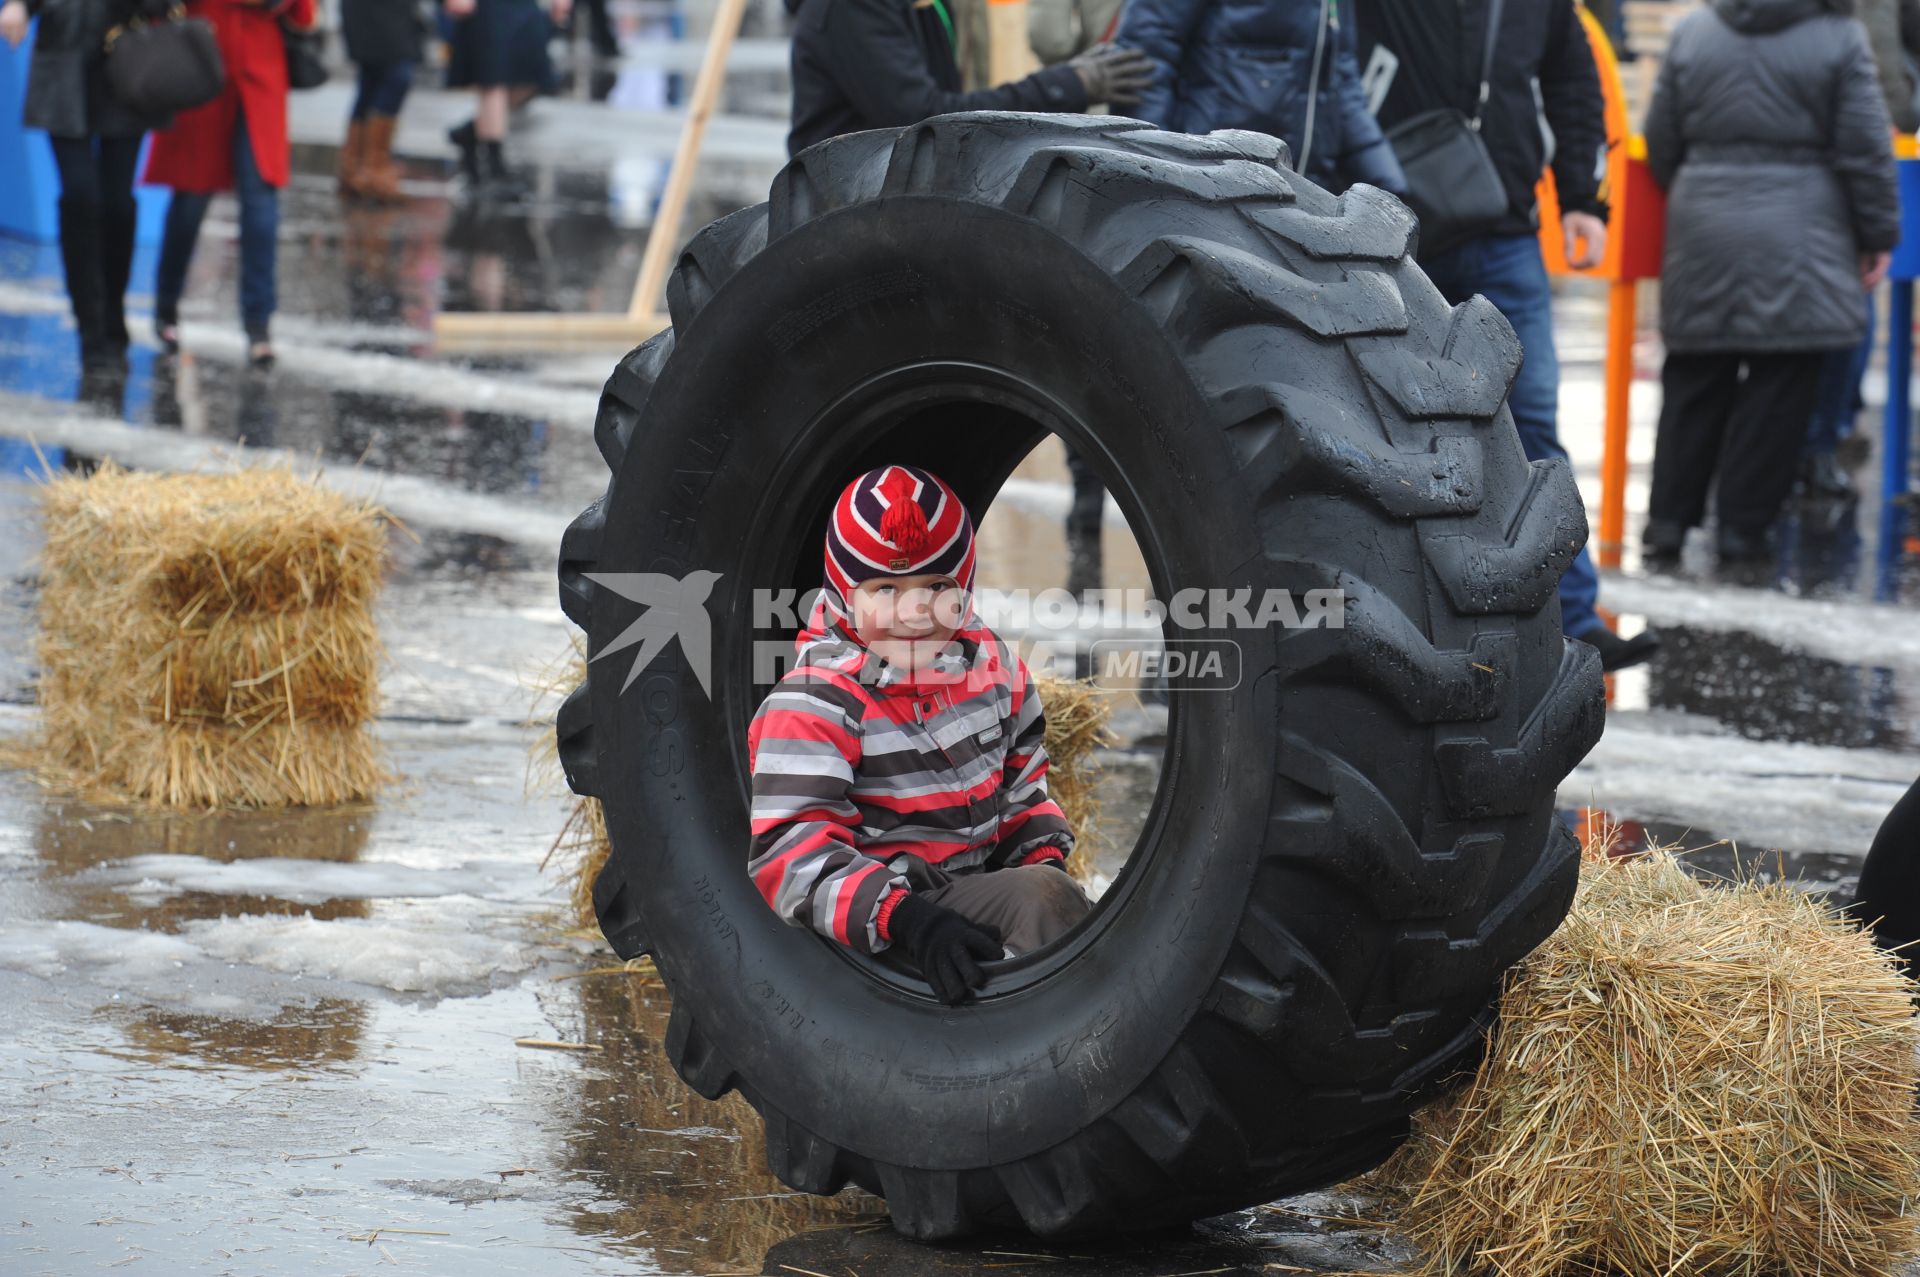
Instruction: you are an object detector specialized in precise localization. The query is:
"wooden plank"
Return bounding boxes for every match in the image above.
[433,311,668,352]
[626,0,751,321]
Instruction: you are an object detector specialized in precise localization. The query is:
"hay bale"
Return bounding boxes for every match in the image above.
[1387,847,1920,1277]
[1032,672,1116,883]
[32,463,388,808]
[533,662,1114,931]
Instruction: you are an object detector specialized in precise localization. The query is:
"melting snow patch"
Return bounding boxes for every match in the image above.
[182,915,534,996]
[101,855,510,905]
[0,920,199,980]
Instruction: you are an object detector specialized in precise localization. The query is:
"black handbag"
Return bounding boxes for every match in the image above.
[1383,0,1509,256]
[103,6,226,118]
[281,18,328,91]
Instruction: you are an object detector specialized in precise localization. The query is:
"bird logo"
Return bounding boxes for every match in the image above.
[584,570,724,697]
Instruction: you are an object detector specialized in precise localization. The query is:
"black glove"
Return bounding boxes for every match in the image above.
[886,893,1003,1006]
[1067,43,1155,109]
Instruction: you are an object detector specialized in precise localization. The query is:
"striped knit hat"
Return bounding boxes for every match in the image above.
[818,464,976,627]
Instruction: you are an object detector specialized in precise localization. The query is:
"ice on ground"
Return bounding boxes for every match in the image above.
[1564,713,1918,857]
[100,855,518,905]
[0,914,534,1000]
[183,915,535,995]
[0,920,199,980]
[1602,574,1920,673]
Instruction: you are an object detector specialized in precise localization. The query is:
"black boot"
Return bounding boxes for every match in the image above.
[1642,518,1686,571]
[449,119,480,187]
[57,195,110,368]
[1796,452,1854,501]
[479,140,529,201]
[1570,621,1662,673]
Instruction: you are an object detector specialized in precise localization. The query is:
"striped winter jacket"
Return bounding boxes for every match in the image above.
[746,617,1076,953]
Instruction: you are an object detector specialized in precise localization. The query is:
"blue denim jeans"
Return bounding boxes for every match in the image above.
[1806,292,1875,456]
[154,110,279,342]
[1418,233,1602,638]
[352,61,416,119]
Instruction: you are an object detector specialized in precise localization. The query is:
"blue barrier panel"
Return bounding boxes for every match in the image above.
[1881,155,1920,572]
[1,19,169,245]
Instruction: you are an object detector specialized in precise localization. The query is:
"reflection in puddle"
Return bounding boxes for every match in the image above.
[560,972,886,1270]
[113,998,369,1073]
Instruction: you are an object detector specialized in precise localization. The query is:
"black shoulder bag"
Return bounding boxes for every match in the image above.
[282,17,329,91]
[103,4,226,118]
[1383,0,1510,256]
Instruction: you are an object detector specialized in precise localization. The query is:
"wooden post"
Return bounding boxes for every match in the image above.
[986,0,1038,86]
[626,0,749,322]
[1598,279,1635,570]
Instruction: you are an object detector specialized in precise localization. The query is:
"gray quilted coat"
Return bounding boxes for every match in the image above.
[1645,0,1900,353]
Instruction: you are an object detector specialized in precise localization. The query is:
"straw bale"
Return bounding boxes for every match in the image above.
[31,463,388,807]
[1032,672,1116,883]
[1386,847,1920,1277]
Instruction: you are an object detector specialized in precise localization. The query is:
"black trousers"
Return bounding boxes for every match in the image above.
[49,134,145,361]
[1851,775,1920,987]
[1648,350,1826,539]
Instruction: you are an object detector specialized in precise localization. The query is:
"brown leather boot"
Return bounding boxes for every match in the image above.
[337,117,368,197]
[359,115,405,203]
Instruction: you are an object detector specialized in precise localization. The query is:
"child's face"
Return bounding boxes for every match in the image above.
[849,572,966,669]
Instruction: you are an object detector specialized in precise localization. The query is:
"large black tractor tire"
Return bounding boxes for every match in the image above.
[557,113,1604,1240]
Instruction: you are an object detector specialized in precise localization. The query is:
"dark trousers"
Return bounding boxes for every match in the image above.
[1420,234,1601,636]
[48,134,144,361]
[902,862,1092,956]
[155,111,279,342]
[1649,351,1826,539]
[1806,295,1875,456]
[352,60,415,118]
[1850,775,1920,987]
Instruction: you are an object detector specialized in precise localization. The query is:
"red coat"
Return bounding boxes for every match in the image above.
[144,0,316,194]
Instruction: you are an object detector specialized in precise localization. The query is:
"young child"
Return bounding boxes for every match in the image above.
[747,464,1092,1005]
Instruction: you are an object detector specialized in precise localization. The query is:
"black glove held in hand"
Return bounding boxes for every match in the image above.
[886,893,1003,1006]
[1067,43,1155,108]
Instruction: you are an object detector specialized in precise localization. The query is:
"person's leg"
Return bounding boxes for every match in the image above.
[153,185,213,349]
[1064,446,1104,597]
[1647,352,1738,538]
[920,864,1092,955]
[1849,775,1920,987]
[48,135,111,363]
[340,63,377,194]
[1458,236,1602,640]
[1715,351,1826,548]
[357,62,415,202]
[230,113,280,352]
[94,135,143,352]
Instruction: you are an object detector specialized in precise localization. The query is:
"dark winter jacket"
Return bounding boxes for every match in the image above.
[1645,0,1899,354]
[1116,0,1406,194]
[786,0,1088,158]
[20,0,169,138]
[1354,0,1609,240]
[342,0,425,67]
[1858,0,1920,133]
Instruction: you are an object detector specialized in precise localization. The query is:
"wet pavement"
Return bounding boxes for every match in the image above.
[3,8,1919,1270]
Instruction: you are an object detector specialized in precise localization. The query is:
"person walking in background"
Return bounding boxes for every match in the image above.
[1356,0,1658,673]
[784,0,1152,156]
[145,0,317,368]
[338,0,426,203]
[1,0,172,377]
[1641,0,1898,574]
[1030,0,1126,65]
[444,0,572,199]
[1117,0,1407,197]
[1800,0,1920,499]
[1026,0,1128,596]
